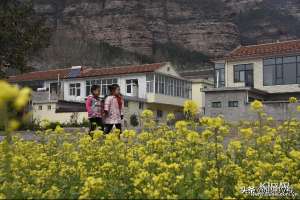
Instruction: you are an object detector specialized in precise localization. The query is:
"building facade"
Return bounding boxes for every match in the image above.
[9,63,192,127]
[205,40,300,121]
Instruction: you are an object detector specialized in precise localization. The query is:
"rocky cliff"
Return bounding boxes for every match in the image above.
[30,0,300,70]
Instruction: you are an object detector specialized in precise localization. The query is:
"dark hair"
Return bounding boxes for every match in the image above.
[91,85,100,95]
[108,84,120,93]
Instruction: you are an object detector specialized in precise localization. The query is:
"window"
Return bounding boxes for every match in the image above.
[38,105,43,110]
[212,102,222,108]
[215,63,225,88]
[228,101,239,107]
[151,73,192,98]
[86,79,117,96]
[124,100,129,108]
[139,102,144,110]
[126,79,138,94]
[234,64,253,82]
[263,55,300,86]
[146,74,154,93]
[69,83,81,96]
[157,110,163,118]
[47,105,52,110]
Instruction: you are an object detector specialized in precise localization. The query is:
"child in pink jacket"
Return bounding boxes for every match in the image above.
[86,85,104,137]
[104,84,124,134]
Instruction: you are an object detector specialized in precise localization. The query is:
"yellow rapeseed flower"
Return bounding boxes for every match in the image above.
[240,128,253,139]
[289,97,297,103]
[166,112,175,122]
[7,119,20,132]
[183,100,199,117]
[250,100,263,111]
[14,87,31,111]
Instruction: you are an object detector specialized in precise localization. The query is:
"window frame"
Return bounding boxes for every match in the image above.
[86,78,118,96]
[228,101,239,108]
[263,55,300,86]
[151,73,192,98]
[69,83,81,97]
[233,64,253,83]
[215,63,225,88]
[212,101,222,108]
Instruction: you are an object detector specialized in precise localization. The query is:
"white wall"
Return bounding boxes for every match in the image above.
[63,80,86,102]
[118,74,147,99]
[32,103,87,123]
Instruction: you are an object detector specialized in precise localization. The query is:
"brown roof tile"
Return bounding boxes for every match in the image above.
[80,62,167,78]
[8,68,70,82]
[225,39,300,61]
[8,63,167,82]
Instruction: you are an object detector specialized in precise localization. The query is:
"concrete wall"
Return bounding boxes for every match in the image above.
[205,90,300,121]
[146,93,187,107]
[192,80,213,112]
[205,90,249,121]
[155,63,181,77]
[32,103,87,124]
[146,103,182,121]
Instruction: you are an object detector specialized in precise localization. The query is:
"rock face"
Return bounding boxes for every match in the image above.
[30,0,300,69]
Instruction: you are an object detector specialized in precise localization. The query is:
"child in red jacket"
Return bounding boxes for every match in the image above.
[86,85,104,138]
[103,84,124,134]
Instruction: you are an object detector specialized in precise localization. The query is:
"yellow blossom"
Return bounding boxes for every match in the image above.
[183,100,199,117]
[250,100,263,111]
[289,97,297,103]
[7,119,20,132]
[166,112,175,122]
[240,128,253,139]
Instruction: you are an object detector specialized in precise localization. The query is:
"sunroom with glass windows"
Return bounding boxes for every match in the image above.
[146,73,192,99]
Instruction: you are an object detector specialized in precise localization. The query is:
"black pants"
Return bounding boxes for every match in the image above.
[104,123,122,134]
[89,117,104,137]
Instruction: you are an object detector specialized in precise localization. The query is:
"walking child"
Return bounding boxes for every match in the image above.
[86,85,104,138]
[104,84,124,134]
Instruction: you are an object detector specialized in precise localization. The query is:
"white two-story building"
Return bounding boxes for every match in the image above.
[9,62,192,127]
[204,39,300,121]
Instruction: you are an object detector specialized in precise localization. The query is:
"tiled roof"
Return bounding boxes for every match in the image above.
[8,68,71,82]
[225,39,300,61]
[8,63,167,82]
[79,62,167,78]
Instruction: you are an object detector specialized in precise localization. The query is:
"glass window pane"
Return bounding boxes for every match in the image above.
[234,71,239,82]
[127,85,131,93]
[245,64,253,70]
[264,65,275,86]
[283,63,297,84]
[239,71,245,82]
[215,63,225,69]
[283,56,296,64]
[276,57,283,64]
[276,65,283,78]
[264,58,275,65]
